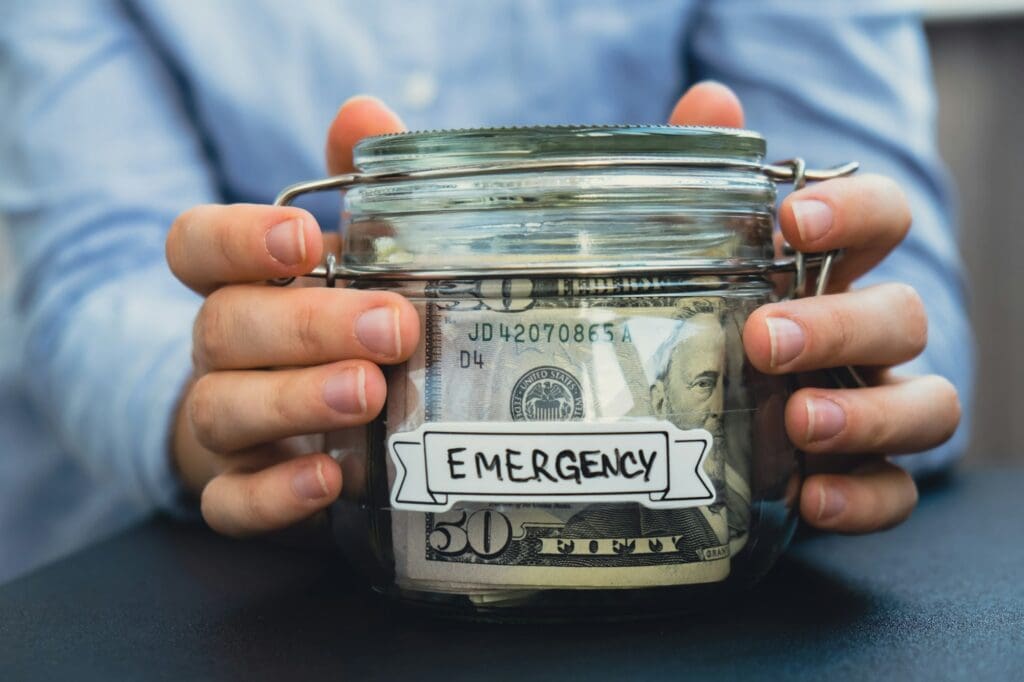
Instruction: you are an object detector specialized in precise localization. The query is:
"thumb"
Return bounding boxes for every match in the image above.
[669,81,745,128]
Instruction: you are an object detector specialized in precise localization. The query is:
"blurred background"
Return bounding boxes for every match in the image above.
[925,1,1024,466]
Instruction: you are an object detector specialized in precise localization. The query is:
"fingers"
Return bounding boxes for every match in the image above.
[201,454,342,537]
[192,286,420,371]
[801,460,918,534]
[180,96,407,540]
[326,95,405,175]
[167,204,324,294]
[186,360,386,453]
[744,283,928,373]
[168,95,404,295]
[785,374,961,455]
[779,174,912,290]
[668,81,745,128]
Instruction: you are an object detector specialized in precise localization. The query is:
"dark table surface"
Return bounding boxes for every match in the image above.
[1,467,1022,681]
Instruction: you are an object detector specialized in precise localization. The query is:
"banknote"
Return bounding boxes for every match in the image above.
[385,277,755,594]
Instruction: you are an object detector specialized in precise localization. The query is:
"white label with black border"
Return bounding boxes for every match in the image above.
[388,421,716,512]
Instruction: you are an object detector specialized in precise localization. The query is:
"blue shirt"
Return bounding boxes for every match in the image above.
[0,0,972,582]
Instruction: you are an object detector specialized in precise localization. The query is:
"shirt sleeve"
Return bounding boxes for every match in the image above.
[0,2,214,511]
[687,1,973,476]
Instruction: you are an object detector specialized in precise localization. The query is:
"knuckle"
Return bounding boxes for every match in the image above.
[243,480,273,529]
[869,174,912,240]
[861,172,895,192]
[199,480,221,529]
[193,291,232,369]
[854,462,914,532]
[861,474,887,525]
[821,303,855,358]
[906,474,920,509]
[292,299,327,360]
[887,283,928,356]
[885,470,917,529]
[213,215,243,273]
[931,376,962,443]
[891,188,913,240]
[945,380,963,426]
[268,371,304,427]
[188,374,225,451]
[166,208,199,277]
[854,395,891,453]
[898,205,912,241]
[837,174,911,244]
[861,172,897,195]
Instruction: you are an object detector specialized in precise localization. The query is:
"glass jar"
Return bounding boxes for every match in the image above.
[275,126,856,620]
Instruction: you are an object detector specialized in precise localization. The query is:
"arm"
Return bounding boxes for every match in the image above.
[3,4,420,536]
[0,2,215,511]
[688,1,972,476]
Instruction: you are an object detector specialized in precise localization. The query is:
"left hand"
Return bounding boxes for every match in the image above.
[670,82,961,533]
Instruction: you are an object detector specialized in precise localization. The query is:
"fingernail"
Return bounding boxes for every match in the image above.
[265,218,306,265]
[805,396,846,443]
[816,484,847,522]
[355,307,401,357]
[323,366,366,415]
[291,460,329,500]
[792,199,833,243]
[766,317,805,367]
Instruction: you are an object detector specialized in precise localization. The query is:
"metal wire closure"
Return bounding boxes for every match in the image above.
[274,157,860,207]
[271,157,859,285]
[769,159,867,389]
[271,155,866,389]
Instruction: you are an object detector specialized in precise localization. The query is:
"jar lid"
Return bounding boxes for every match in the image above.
[353,125,766,174]
[272,127,858,285]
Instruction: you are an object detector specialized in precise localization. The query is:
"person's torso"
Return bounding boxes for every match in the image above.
[133,0,692,217]
[0,0,695,581]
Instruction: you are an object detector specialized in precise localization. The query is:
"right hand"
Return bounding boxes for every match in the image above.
[166,97,417,536]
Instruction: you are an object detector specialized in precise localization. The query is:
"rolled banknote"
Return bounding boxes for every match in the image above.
[381,277,759,594]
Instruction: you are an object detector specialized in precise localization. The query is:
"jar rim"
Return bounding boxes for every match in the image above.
[353,125,766,174]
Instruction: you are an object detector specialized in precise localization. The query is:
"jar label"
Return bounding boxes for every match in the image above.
[389,421,716,512]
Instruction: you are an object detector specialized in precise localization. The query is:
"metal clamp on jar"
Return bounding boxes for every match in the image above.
[273,126,861,619]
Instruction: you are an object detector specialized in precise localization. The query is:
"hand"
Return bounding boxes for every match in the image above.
[668,82,961,533]
[167,97,413,536]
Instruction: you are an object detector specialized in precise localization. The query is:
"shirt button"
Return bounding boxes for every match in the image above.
[401,71,439,110]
